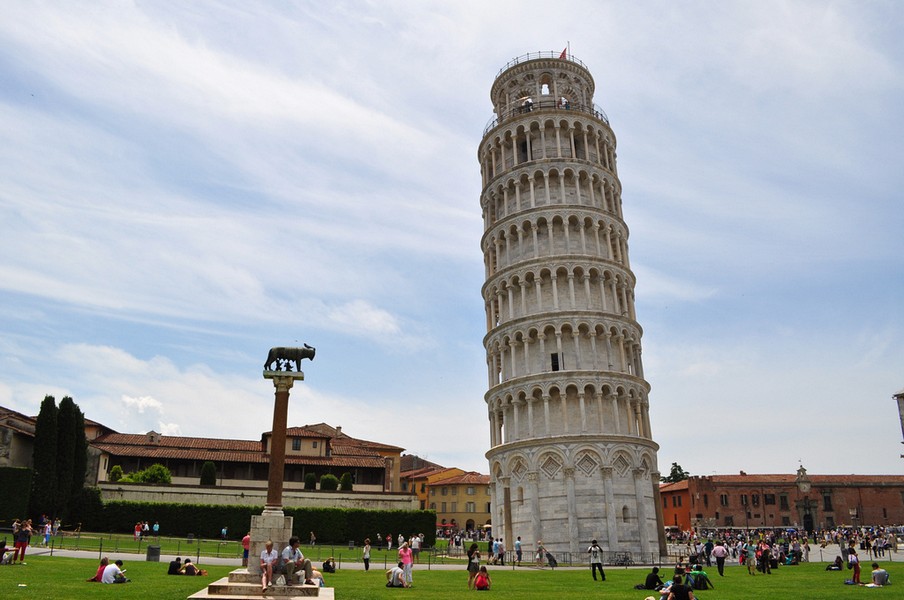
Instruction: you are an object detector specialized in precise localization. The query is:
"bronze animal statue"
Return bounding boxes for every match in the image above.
[264,344,316,372]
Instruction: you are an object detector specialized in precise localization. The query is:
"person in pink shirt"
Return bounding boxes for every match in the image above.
[241,532,251,566]
[398,541,414,586]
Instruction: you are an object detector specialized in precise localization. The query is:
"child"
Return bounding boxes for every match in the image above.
[475,566,491,591]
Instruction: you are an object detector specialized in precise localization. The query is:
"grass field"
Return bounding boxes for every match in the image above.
[0,554,900,599]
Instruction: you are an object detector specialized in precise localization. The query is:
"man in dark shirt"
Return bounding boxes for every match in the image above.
[168,556,183,575]
[645,566,665,589]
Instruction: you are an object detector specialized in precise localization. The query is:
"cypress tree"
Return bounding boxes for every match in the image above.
[31,395,58,517]
[71,405,88,502]
[200,461,217,486]
[56,396,77,517]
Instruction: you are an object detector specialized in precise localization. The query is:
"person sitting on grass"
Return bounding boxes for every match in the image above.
[871,563,890,586]
[322,557,336,573]
[687,564,714,590]
[102,559,129,584]
[666,574,695,600]
[475,566,491,591]
[180,558,207,576]
[386,561,409,588]
[0,541,13,565]
[644,566,665,590]
[168,556,183,575]
[826,556,843,571]
[87,557,108,582]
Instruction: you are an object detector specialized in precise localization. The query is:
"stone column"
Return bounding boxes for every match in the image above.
[634,468,651,556]
[262,373,303,512]
[601,466,618,550]
[564,467,579,555]
[651,471,668,557]
[528,471,541,548]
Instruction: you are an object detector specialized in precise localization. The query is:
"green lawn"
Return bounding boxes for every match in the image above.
[1,555,901,599]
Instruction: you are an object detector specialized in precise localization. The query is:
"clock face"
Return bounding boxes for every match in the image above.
[799,483,811,493]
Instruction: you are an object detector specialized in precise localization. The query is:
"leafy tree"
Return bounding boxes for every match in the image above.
[339,472,353,491]
[121,463,172,484]
[31,395,58,517]
[304,473,317,490]
[109,465,124,482]
[660,462,690,483]
[55,396,77,516]
[200,461,217,486]
[319,474,339,491]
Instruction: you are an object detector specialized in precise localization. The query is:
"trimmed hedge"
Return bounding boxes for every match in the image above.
[0,467,32,523]
[89,500,436,545]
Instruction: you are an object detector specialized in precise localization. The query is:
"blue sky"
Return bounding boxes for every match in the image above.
[1,1,902,476]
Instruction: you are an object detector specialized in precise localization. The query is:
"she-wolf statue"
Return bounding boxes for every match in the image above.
[264,344,316,372]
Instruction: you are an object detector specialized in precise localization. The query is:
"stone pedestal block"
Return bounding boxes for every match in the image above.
[247,510,294,576]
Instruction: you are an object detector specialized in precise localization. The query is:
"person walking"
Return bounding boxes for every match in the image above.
[711,541,729,576]
[588,539,606,581]
[363,538,371,572]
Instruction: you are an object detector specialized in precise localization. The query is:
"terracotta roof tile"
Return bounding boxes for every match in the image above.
[435,472,490,485]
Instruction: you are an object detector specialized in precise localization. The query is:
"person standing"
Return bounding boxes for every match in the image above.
[536,540,546,567]
[711,541,729,576]
[588,539,605,581]
[362,538,371,572]
[411,533,421,562]
[496,538,506,566]
[153,521,160,539]
[398,541,413,586]
[310,531,316,547]
[743,539,757,575]
[848,547,861,584]
[515,536,522,566]
[12,519,32,564]
[241,532,251,567]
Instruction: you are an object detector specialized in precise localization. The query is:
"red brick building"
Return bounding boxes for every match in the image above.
[659,467,904,532]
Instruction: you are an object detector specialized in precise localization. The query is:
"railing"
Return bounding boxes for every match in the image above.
[483,99,610,136]
[495,51,590,77]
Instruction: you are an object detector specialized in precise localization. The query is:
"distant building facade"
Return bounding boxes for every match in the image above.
[659,468,904,532]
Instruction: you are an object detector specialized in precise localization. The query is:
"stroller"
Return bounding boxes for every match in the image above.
[545,552,558,568]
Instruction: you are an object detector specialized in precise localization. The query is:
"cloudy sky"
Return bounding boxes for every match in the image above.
[1,1,902,477]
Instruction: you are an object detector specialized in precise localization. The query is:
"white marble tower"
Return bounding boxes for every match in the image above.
[478,52,665,559]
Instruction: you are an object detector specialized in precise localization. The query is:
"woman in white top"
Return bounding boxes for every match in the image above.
[363,538,372,571]
[260,540,279,592]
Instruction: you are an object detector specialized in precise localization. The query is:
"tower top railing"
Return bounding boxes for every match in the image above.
[482,99,609,136]
[495,51,590,78]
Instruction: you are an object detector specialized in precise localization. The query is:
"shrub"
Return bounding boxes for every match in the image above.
[121,464,172,484]
[200,461,217,486]
[109,465,124,482]
[339,472,353,491]
[0,467,32,522]
[319,474,339,491]
[304,473,317,490]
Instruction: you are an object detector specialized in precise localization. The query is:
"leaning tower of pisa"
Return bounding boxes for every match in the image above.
[479,52,665,559]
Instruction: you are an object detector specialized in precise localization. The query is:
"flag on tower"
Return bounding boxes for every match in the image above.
[559,47,567,59]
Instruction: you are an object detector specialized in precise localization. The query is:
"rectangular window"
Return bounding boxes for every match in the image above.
[720,494,729,507]
[703,494,709,508]
[421,483,426,493]
[779,495,789,510]
[551,353,562,371]
[663,497,668,509]
[740,494,748,506]
[402,481,408,491]
[451,502,457,512]
[452,487,458,495]
[724,516,734,526]
[823,495,833,511]
[441,502,447,512]
[826,515,835,527]
[752,494,760,506]
[486,502,492,512]
[782,516,791,525]
[764,494,775,505]
[442,487,448,496]
[466,502,475,513]
[430,502,436,510]
[312,441,318,448]
[292,438,301,451]
[430,488,435,496]
[467,486,475,495]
